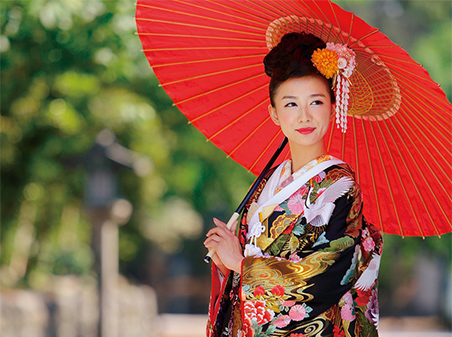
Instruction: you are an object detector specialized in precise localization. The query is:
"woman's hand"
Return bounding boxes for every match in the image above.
[204,218,244,274]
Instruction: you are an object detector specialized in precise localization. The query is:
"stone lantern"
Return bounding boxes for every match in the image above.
[82,129,146,337]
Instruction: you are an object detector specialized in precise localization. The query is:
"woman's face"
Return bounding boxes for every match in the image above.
[269,75,334,150]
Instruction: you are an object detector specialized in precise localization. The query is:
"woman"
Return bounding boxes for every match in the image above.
[204,32,383,337]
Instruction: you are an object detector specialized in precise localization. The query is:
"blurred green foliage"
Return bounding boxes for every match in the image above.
[1,0,450,314]
[0,0,254,291]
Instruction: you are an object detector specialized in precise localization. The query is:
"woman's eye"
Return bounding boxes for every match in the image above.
[284,102,297,107]
[311,100,324,105]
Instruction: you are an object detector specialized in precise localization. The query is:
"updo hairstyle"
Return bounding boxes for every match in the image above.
[263,32,335,106]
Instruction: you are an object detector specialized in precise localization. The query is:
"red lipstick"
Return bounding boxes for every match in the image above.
[297,127,315,135]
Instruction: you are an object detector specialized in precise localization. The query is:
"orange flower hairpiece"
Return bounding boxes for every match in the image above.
[311,43,356,133]
[311,49,339,79]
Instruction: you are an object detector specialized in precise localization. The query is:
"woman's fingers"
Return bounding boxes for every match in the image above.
[204,218,240,250]
[204,217,244,274]
[213,217,229,232]
[204,235,221,246]
[206,228,223,239]
[216,217,239,233]
[206,218,236,238]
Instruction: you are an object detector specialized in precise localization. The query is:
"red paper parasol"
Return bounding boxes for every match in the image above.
[135,0,452,238]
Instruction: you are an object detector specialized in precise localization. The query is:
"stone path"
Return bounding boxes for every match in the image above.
[157,314,451,337]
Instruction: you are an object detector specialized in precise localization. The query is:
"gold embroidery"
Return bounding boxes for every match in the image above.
[306,223,328,237]
[321,304,342,328]
[298,234,314,251]
[295,317,328,337]
[245,175,269,209]
[243,251,339,302]
[345,184,363,237]
[269,213,299,239]
[255,213,300,252]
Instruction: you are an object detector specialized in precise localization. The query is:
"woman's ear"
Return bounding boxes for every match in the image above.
[268,104,280,126]
[330,103,336,121]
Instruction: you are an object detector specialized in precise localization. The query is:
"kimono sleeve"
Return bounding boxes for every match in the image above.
[240,182,364,322]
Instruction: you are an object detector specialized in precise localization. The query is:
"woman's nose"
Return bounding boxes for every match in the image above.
[298,107,312,122]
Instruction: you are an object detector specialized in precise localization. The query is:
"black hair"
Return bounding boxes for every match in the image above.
[263,32,335,106]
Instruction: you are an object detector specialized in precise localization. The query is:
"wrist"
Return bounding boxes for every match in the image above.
[232,257,244,274]
[218,264,229,277]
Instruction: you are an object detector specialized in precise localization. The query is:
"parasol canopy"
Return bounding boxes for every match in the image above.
[135,0,452,238]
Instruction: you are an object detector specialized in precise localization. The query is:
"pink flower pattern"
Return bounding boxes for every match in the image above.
[289,305,307,321]
[362,237,375,252]
[340,305,356,322]
[281,300,296,307]
[342,291,354,307]
[274,315,291,328]
[287,188,308,214]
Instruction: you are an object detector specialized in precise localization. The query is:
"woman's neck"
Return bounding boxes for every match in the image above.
[289,140,327,172]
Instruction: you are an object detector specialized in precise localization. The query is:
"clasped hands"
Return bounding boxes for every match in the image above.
[204,218,244,275]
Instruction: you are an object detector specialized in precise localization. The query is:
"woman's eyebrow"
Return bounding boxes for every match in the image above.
[282,93,326,99]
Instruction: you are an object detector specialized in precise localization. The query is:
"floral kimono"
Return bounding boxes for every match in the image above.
[207,155,383,337]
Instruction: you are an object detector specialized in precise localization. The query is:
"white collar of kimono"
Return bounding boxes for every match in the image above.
[258,155,336,206]
[244,156,345,257]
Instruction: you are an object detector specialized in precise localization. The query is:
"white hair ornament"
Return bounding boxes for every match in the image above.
[312,43,356,133]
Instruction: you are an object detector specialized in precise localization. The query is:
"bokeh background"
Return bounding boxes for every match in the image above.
[1,0,451,336]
